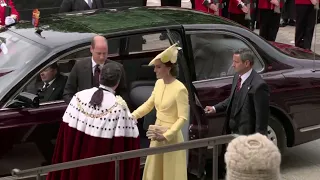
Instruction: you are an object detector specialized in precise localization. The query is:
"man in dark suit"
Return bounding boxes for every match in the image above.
[26,63,67,103]
[204,48,270,178]
[25,63,67,165]
[205,48,269,135]
[59,0,104,13]
[63,35,127,104]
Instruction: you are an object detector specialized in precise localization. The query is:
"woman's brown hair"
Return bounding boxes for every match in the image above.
[164,62,178,77]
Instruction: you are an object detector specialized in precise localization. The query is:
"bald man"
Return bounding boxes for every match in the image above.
[63,35,127,103]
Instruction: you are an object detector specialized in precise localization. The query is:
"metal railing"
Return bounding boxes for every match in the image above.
[11,134,238,180]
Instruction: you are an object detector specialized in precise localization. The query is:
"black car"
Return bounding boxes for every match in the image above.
[1,6,320,178]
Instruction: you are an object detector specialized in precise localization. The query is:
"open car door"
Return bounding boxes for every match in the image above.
[166,29,209,178]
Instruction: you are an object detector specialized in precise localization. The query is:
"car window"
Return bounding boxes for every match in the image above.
[0,31,47,72]
[18,37,122,104]
[13,32,179,105]
[20,53,88,104]
[128,32,171,54]
[61,38,120,61]
[125,31,182,83]
[190,33,263,81]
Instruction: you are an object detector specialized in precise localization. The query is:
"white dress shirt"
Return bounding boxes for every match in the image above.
[43,78,56,89]
[239,68,252,89]
[84,0,91,7]
[92,58,103,76]
[212,68,253,111]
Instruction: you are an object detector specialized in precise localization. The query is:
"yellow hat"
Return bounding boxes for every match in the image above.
[148,43,180,66]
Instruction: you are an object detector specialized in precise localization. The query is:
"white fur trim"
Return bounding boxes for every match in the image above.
[63,88,139,139]
[225,133,281,180]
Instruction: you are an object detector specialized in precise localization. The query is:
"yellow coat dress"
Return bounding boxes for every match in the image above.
[132,79,189,180]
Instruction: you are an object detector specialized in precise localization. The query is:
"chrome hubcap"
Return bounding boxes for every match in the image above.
[267,126,277,145]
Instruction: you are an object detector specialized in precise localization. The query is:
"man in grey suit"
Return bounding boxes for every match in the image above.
[63,35,127,103]
[59,0,105,13]
[205,48,270,135]
[204,48,270,179]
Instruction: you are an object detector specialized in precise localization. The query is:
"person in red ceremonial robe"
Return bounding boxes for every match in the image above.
[0,0,19,26]
[46,63,140,180]
[195,0,222,16]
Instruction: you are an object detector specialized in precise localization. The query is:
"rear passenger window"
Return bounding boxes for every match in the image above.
[18,37,122,105]
[128,32,172,54]
[190,33,263,81]
[123,31,182,85]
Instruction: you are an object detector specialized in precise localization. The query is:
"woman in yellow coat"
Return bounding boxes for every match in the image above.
[132,43,189,180]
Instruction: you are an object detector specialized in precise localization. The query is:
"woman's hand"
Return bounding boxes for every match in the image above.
[147,125,168,142]
[154,131,167,141]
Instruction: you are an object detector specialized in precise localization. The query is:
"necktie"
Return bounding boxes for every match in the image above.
[87,0,92,8]
[43,83,50,90]
[236,76,242,92]
[38,83,50,95]
[94,64,101,87]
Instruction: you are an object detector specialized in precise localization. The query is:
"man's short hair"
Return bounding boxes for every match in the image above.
[100,62,122,87]
[234,48,255,65]
[47,63,59,70]
[91,36,108,49]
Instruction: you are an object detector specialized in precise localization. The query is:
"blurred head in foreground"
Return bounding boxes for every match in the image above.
[225,133,281,180]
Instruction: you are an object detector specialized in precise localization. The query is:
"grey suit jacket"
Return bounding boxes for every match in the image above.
[215,70,270,135]
[59,0,105,13]
[63,57,127,103]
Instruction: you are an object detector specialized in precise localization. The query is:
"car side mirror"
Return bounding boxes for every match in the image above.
[7,92,40,108]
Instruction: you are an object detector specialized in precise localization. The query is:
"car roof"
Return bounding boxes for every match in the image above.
[5,7,238,49]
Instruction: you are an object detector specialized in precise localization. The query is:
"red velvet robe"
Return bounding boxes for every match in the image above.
[0,0,20,26]
[46,87,140,180]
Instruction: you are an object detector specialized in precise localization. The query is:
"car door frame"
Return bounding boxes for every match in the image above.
[182,25,267,177]
[165,27,211,178]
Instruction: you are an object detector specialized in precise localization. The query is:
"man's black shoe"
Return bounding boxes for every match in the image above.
[288,19,296,26]
[280,19,288,27]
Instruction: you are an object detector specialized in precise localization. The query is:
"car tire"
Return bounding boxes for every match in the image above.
[267,115,287,153]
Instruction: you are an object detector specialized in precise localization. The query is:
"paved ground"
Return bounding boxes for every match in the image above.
[255,25,320,53]
[2,139,320,180]
[281,139,320,180]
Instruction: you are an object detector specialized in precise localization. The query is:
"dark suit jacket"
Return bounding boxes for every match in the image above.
[26,74,68,103]
[59,0,104,13]
[215,69,270,135]
[63,57,127,103]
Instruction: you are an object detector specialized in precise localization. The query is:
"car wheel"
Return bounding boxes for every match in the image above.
[267,115,287,153]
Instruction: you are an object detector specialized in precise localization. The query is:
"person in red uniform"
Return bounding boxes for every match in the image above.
[195,0,222,16]
[259,0,283,41]
[0,0,19,26]
[295,0,317,50]
[228,0,252,28]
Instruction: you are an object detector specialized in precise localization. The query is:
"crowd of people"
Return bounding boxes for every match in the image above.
[148,0,318,50]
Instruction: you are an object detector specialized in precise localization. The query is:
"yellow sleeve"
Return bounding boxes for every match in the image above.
[131,85,156,119]
[163,87,189,142]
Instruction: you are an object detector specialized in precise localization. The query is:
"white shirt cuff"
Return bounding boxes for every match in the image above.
[212,106,216,112]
